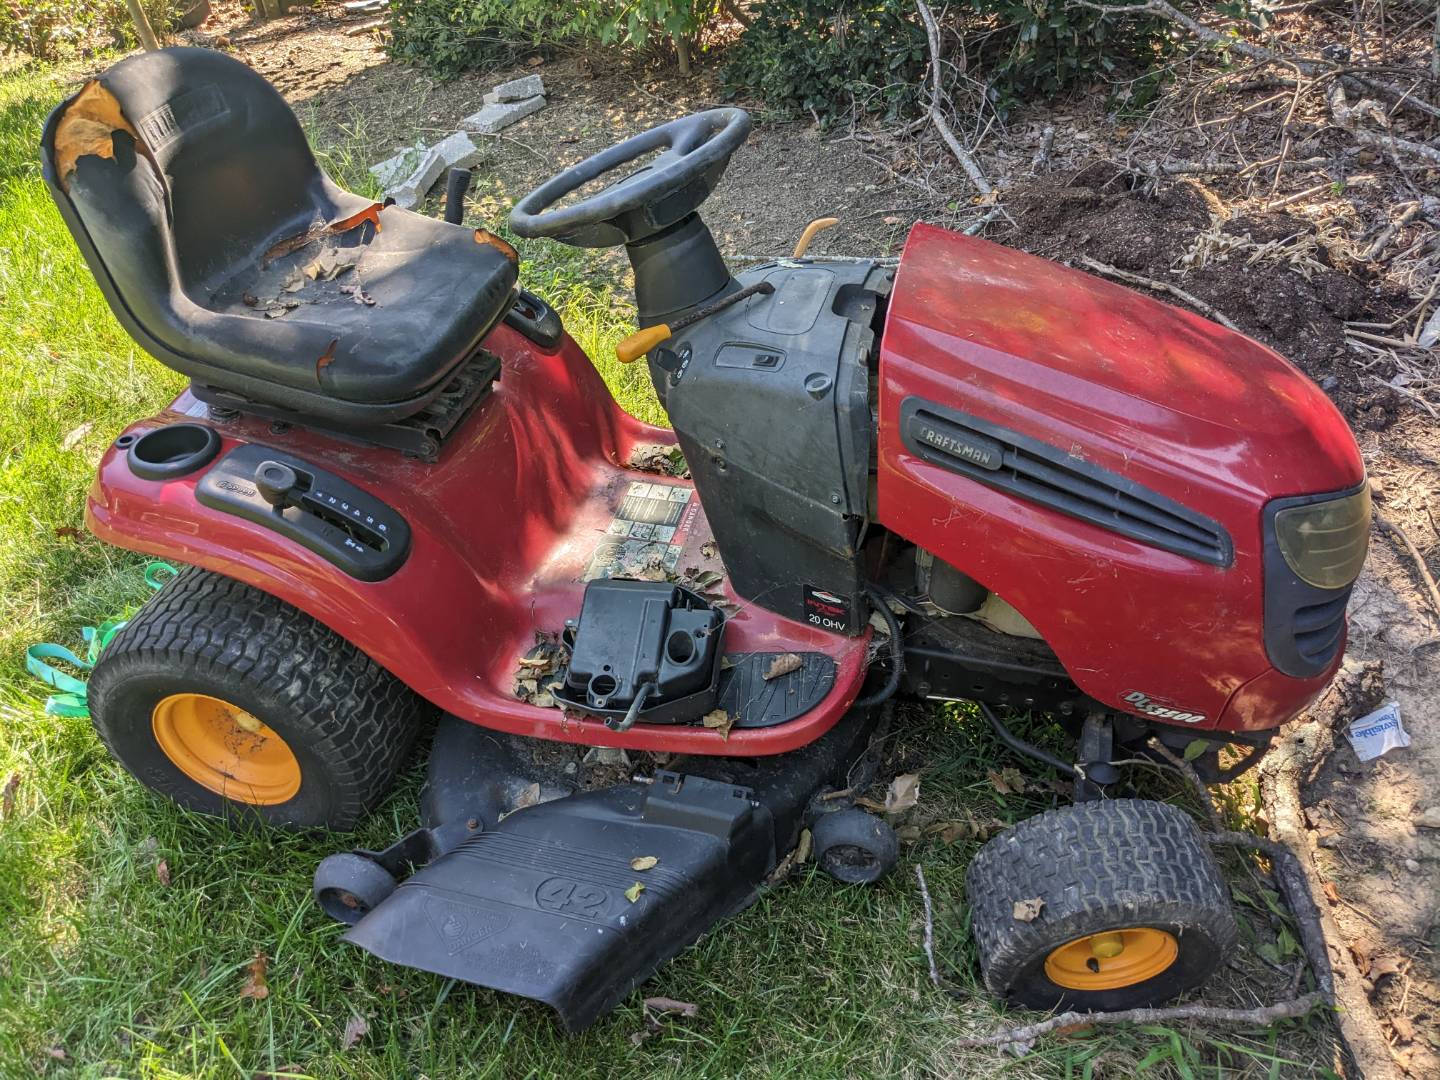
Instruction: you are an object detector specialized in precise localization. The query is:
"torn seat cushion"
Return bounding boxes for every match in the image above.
[42,48,518,424]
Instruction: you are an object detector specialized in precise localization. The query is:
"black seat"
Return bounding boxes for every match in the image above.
[42,48,518,425]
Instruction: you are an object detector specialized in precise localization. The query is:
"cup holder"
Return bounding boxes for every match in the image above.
[127,423,221,481]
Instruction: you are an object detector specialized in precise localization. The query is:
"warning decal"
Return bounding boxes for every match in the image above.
[583,481,698,581]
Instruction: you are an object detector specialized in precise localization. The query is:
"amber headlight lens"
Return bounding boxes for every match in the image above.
[1273,485,1372,589]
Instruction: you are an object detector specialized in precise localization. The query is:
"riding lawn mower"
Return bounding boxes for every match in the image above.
[40,48,1370,1031]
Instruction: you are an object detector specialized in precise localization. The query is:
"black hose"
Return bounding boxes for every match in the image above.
[853,586,904,709]
[978,702,1080,778]
[866,580,930,616]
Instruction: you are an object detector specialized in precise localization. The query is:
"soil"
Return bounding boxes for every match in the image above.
[179,1,1440,1072]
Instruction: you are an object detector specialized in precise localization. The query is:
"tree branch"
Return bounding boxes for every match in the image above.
[915,0,993,197]
[955,992,1328,1051]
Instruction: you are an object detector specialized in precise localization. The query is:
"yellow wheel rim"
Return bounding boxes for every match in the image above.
[1044,928,1178,990]
[151,693,301,805]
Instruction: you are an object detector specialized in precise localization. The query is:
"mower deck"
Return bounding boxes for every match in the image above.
[334,710,877,1031]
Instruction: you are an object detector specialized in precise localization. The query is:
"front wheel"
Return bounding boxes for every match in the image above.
[88,566,426,830]
[964,799,1237,1012]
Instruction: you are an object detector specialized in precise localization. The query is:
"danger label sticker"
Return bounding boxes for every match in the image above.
[584,481,698,581]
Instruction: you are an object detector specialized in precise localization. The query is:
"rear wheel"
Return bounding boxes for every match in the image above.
[964,799,1236,1011]
[88,566,426,830]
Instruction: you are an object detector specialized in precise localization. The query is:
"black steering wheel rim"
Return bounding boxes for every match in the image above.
[508,108,751,248]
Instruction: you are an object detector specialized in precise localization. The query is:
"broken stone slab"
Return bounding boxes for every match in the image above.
[459,95,546,136]
[490,73,545,102]
[383,130,482,211]
[369,140,427,191]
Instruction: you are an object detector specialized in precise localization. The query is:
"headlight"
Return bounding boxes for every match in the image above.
[1273,484,1371,589]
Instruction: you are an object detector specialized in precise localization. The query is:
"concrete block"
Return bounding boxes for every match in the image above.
[491,73,545,102]
[379,131,482,210]
[369,141,427,190]
[458,95,546,135]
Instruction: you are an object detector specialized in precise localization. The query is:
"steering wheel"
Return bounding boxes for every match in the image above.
[508,109,751,249]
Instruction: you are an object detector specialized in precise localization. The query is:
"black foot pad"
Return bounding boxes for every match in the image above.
[343,773,774,1032]
[718,651,836,728]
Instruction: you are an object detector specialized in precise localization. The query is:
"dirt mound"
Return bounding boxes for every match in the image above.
[1002,175,1406,429]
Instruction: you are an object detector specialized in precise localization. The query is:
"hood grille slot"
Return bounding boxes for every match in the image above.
[900,399,1232,567]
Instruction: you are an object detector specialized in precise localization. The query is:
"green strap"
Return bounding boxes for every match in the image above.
[25,560,179,718]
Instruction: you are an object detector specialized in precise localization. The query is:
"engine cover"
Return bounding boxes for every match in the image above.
[651,261,891,635]
[877,224,1365,732]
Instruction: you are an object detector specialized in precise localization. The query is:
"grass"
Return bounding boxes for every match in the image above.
[0,57,1342,1079]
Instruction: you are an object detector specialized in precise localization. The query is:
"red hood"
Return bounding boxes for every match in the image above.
[886,223,1364,505]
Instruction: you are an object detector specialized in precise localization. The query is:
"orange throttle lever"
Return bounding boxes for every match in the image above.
[615,280,776,364]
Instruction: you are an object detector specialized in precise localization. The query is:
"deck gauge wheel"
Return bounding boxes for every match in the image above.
[313,852,398,924]
[812,808,899,885]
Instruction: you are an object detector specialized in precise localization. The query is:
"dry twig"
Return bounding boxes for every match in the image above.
[915,0,992,198]
[1376,514,1440,622]
[1147,737,1224,832]
[915,864,942,989]
[956,992,1327,1051]
[1077,256,1240,330]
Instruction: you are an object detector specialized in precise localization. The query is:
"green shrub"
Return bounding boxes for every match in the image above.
[976,0,1170,106]
[722,0,1176,124]
[722,0,927,125]
[0,0,180,60]
[388,0,719,79]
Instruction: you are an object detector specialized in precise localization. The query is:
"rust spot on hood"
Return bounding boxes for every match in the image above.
[53,80,141,191]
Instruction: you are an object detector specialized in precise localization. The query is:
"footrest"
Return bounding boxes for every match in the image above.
[343,773,774,1032]
[719,651,836,729]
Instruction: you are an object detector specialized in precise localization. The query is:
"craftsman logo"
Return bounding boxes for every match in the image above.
[1122,690,1206,725]
[909,417,1003,471]
[804,585,856,633]
[216,479,256,497]
[423,895,510,955]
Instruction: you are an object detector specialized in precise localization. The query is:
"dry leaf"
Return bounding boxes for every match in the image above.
[625,881,645,903]
[631,856,659,871]
[795,828,812,865]
[341,1013,369,1051]
[1350,935,1377,976]
[1,771,19,818]
[764,653,803,680]
[239,952,269,1000]
[701,709,734,739]
[884,773,921,815]
[60,420,94,450]
[1322,881,1339,904]
[643,997,699,1018]
[895,824,922,843]
[156,859,171,887]
[1012,898,1045,922]
[514,782,541,811]
[988,767,1026,795]
[1368,954,1402,981]
[1392,1015,1416,1043]
[53,526,82,541]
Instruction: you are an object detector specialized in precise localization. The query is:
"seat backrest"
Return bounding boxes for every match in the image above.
[43,47,341,301]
